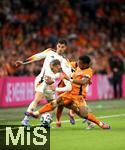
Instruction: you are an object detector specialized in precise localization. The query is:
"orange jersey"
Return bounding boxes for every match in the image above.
[59,92,87,107]
[70,67,93,97]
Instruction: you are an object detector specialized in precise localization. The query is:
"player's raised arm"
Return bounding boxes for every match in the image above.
[70,76,92,85]
[15,48,51,67]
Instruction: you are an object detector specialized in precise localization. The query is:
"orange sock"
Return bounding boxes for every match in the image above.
[56,106,64,122]
[38,103,54,114]
[86,113,102,127]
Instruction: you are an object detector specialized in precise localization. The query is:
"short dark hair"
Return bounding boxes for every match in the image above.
[50,59,61,66]
[79,55,91,64]
[58,39,67,45]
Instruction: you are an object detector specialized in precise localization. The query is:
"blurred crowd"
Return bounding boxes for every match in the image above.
[0,0,125,77]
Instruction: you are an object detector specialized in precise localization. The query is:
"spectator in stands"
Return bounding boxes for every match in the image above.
[0,0,124,77]
[108,53,124,98]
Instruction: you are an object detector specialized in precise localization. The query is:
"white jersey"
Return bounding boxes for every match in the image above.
[35,49,72,81]
[32,49,72,94]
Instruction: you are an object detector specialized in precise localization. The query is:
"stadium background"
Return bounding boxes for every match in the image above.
[0,0,125,150]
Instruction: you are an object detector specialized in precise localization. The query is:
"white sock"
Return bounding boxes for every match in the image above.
[23,101,38,121]
[24,115,30,121]
[99,122,103,127]
[34,111,40,115]
[27,101,38,112]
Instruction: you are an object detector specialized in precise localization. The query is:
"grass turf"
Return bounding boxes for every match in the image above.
[0,99,125,150]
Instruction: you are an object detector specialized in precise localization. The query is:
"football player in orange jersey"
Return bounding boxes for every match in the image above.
[57,60,95,129]
[28,55,110,129]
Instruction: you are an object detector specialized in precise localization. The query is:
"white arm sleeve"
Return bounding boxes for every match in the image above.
[55,79,72,92]
[24,49,51,64]
[61,59,72,78]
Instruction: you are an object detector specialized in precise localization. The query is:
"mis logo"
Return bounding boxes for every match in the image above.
[0,125,50,150]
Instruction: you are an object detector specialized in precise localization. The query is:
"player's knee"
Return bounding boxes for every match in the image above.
[80,107,89,118]
[34,92,43,103]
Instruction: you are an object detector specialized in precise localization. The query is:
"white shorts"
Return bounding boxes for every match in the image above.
[35,76,46,93]
[44,89,56,101]
[35,76,55,101]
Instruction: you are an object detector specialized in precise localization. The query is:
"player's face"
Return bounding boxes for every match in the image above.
[51,64,62,73]
[56,43,67,54]
[78,60,88,70]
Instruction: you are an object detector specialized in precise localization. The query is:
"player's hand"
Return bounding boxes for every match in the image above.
[45,76,54,85]
[60,73,70,81]
[15,61,23,68]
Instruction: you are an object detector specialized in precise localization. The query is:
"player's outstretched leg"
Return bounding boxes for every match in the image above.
[28,100,58,118]
[86,113,110,129]
[29,96,70,119]
[73,106,110,129]
[22,92,43,126]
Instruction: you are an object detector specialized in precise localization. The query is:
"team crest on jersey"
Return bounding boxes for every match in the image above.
[51,56,54,59]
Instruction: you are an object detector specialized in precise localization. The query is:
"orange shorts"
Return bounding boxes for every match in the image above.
[59,92,87,108]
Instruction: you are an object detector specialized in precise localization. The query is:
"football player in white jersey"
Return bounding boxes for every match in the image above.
[15,39,73,126]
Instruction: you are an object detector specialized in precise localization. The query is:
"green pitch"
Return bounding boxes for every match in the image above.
[0,99,125,150]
